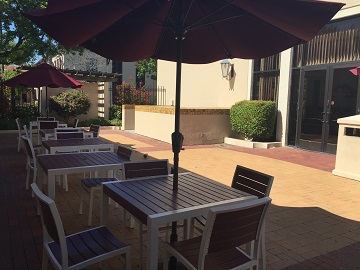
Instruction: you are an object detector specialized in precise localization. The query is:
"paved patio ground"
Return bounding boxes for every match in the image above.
[1,128,360,270]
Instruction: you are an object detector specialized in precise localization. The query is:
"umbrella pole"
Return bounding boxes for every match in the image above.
[45,86,48,117]
[169,30,184,268]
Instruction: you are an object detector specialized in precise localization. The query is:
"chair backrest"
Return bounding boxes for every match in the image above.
[16,118,22,133]
[122,159,170,180]
[21,135,36,162]
[38,120,59,129]
[23,125,30,140]
[37,117,55,121]
[55,132,85,140]
[198,197,271,269]
[116,144,133,160]
[89,124,100,137]
[231,165,274,198]
[73,118,79,128]
[31,183,69,268]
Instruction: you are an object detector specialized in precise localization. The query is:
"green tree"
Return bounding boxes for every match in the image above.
[135,58,157,80]
[0,0,81,65]
[49,91,91,124]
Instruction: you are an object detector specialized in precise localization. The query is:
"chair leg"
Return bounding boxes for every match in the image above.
[79,186,85,214]
[138,222,143,269]
[63,175,68,192]
[261,226,266,270]
[42,247,48,270]
[125,249,131,270]
[88,188,94,226]
[17,136,21,152]
[25,167,30,190]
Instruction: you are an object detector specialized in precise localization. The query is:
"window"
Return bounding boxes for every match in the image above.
[252,54,280,103]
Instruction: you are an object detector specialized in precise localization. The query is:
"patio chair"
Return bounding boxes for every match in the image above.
[16,118,24,151]
[163,197,272,270]
[23,125,42,153]
[79,144,134,226]
[89,124,101,138]
[54,131,86,192]
[122,159,170,265]
[38,120,59,143]
[73,118,79,128]
[31,183,131,270]
[190,164,274,270]
[21,135,37,191]
[55,131,85,140]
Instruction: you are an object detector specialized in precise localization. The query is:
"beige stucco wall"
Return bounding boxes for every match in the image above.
[157,59,250,108]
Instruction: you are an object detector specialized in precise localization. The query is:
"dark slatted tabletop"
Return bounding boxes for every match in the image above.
[37,151,127,173]
[103,173,251,225]
[42,138,111,151]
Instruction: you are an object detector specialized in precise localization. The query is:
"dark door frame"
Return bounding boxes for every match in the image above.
[295,61,360,153]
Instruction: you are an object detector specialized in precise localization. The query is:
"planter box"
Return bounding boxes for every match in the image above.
[224,137,282,149]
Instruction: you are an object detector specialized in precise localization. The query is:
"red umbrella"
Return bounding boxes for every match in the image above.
[23,0,343,190]
[3,63,84,115]
[350,66,360,76]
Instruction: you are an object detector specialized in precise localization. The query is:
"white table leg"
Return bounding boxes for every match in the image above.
[147,218,159,270]
[47,172,56,199]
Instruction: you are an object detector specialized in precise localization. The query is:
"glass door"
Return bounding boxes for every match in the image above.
[296,65,359,154]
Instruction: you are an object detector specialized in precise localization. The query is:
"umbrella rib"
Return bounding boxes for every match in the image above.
[185,0,238,31]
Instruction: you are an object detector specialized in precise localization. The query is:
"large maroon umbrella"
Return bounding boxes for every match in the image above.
[3,63,84,115]
[350,66,360,76]
[24,0,344,191]
[23,0,344,256]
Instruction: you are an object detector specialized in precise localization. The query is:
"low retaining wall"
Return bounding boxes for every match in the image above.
[123,105,233,145]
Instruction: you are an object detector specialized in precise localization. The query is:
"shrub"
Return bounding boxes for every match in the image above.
[78,118,114,127]
[230,100,277,141]
[109,104,122,121]
[49,90,91,124]
[0,103,40,130]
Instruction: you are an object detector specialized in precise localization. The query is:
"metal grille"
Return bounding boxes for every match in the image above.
[293,17,360,67]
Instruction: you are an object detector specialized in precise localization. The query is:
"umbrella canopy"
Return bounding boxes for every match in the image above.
[3,63,84,116]
[3,63,84,88]
[23,0,344,191]
[350,66,360,76]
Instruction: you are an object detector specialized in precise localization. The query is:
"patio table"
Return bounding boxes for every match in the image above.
[37,151,127,199]
[42,137,113,154]
[30,120,67,141]
[101,172,256,270]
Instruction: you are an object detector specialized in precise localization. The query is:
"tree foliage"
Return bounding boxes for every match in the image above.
[49,91,91,124]
[135,58,157,80]
[0,0,81,65]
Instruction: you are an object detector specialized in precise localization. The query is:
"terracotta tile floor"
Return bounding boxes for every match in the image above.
[1,129,360,270]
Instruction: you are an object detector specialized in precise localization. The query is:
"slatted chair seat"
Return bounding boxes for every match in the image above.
[31,183,131,270]
[79,144,134,227]
[164,197,272,270]
[48,226,128,268]
[167,237,252,269]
